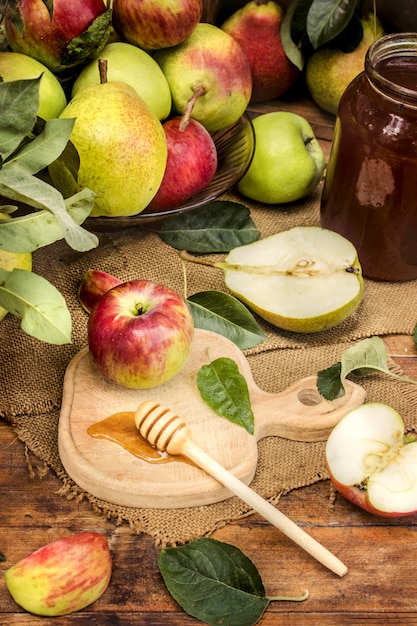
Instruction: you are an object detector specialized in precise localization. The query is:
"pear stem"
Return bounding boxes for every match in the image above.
[98,59,108,85]
[179,85,207,131]
[179,250,220,269]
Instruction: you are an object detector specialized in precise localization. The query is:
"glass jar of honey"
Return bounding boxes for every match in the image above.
[320,33,417,281]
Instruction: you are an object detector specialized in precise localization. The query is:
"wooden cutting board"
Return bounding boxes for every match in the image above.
[58,329,366,509]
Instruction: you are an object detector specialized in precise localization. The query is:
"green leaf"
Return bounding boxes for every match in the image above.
[0,188,98,253]
[316,361,343,400]
[48,139,81,199]
[187,291,266,350]
[197,357,255,434]
[62,9,112,69]
[281,0,307,70]
[0,77,40,159]
[0,550,5,562]
[317,337,417,400]
[5,117,76,175]
[158,538,269,626]
[159,201,260,252]
[414,323,417,347]
[0,268,72,344]
[307,0,358,48]
[0,166,97,252]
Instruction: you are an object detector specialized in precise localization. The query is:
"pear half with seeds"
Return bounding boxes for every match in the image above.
[182,226,364,333]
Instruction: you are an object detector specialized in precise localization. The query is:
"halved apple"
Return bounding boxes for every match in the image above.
[326,403,417,517]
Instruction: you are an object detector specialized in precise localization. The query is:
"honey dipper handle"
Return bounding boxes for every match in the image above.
[181,438,348,577]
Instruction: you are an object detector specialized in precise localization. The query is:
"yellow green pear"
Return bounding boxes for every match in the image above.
[0,51,67,120]
[58,80,167,217]
[0,213,32,322]
[306,13,384,115]
[71,42,172,121]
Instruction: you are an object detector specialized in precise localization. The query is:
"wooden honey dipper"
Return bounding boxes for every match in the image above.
[134,400,348,578]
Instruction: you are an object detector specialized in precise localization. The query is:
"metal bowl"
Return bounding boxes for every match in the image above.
[86,113,255,231]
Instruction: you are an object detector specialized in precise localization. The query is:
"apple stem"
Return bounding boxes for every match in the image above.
[179,85,207,131]
[98,59,108,85]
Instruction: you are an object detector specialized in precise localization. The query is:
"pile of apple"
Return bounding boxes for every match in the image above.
[0,0,329,216]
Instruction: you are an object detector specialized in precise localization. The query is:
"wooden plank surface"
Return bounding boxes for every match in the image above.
[1,334,416,625]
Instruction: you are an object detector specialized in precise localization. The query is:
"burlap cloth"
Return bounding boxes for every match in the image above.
[2,187,417,547]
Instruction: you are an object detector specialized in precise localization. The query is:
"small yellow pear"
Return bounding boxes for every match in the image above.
[306,14,385,115]
[0,213,32,322]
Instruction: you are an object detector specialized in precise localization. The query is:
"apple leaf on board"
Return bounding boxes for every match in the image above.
[158,538,308,626]
[317,336,417,401]
[197,357,255,435]
[159,201,260,253]
[187,291,266,350]
[0,268,72,344]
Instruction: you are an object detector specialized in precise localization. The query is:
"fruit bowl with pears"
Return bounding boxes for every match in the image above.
[86,112,255,230]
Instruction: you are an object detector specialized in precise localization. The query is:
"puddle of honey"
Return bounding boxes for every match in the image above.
[87,411,190,464]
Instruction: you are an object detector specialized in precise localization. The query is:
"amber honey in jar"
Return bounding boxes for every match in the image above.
[320,33,417,281]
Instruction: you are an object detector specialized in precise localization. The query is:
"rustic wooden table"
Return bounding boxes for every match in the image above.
[1,98,417,625]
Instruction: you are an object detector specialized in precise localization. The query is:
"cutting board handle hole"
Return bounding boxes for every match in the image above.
[297,388,323,407]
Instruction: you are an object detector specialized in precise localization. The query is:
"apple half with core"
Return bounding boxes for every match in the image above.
[88,280,194,389]
[180,226,363,333]
[4,532,112,616]
[237,111,325,204]
[326,403,417,517]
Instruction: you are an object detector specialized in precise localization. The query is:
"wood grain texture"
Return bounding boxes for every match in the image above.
[58,329,365,508]
[1,334,416,624]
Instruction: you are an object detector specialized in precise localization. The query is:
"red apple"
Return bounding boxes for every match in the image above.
[88,279,194,389]
[112,0,203,50]
[326,403,417,517]
[4,0,112,73]
[4,532,112,616]
[221,0,300,103]
[78,269,123,314]
[145,116,218,213]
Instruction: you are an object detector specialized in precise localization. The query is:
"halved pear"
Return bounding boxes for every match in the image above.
[183,226,363,333]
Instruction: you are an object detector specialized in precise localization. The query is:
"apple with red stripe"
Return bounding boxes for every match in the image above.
[5,532,112,616]
[326,403,417,517]
[87,279,194,389]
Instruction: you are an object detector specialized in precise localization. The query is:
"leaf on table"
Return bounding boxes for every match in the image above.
[317,336,417,401]
[0,268,72,344]
[4,117,76,175]
[0,188,98,253]
[159,200,260,252]
[187,290,266,350]
[0,77,40,159]
[197,357,255,434]
[306,0,358,49]
[0,166,97,252]
[158,537,269,626]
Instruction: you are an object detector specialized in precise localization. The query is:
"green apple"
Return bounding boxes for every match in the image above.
[306,13,385,115]
[0,212,33,322]
[237,111,325,204]
[0,51,67,120]
[71,42,172,120]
